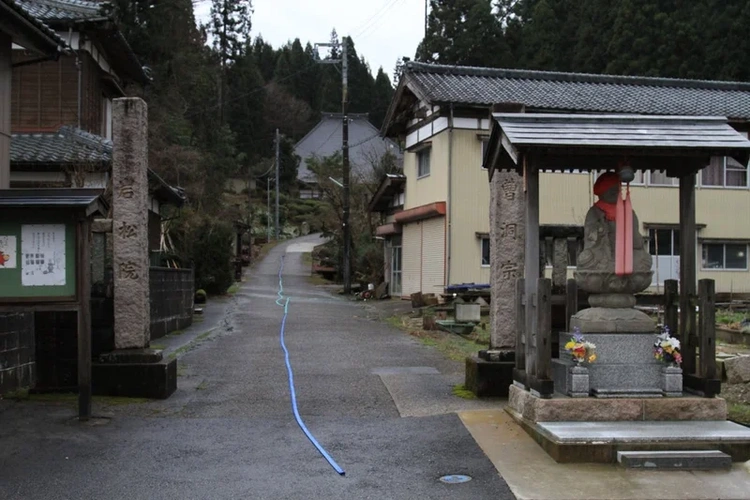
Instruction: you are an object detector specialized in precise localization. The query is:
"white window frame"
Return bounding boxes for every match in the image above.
[481,237,490,267]
[417,148,431,178]
[701,242,749,271]
[700,156,750,189]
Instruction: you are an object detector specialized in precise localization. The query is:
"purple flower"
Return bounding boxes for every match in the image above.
[572,332,585,343]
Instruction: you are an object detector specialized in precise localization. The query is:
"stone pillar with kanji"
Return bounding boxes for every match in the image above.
[112,98,150,349]
[489,171,524,350]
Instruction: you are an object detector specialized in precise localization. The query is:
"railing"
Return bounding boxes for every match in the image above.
[665,278,719,397]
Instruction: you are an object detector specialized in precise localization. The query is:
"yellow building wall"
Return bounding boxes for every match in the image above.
[404,131,449,210]
[404,127,750,294]
[448,129,491,285]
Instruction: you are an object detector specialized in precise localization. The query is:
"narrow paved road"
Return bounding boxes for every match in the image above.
[0,235,514,499]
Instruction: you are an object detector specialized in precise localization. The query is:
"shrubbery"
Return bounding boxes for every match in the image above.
[171,209,235,295]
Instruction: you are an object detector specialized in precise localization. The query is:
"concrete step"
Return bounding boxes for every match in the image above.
[617,450,732,470]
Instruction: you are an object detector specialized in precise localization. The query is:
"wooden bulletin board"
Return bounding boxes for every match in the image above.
[0,214,77,300]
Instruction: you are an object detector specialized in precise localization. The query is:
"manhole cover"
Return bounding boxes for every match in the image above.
[439,474,472,484]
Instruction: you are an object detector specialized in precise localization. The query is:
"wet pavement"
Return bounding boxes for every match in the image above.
[0,234,514,500]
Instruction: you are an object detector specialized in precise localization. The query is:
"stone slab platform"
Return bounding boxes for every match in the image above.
[509,383,726,422]
[616,450,732,470]
[460,409,750,499]
[528,420,750,463]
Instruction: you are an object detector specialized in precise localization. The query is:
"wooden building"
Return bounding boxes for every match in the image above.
[376,62,750,297]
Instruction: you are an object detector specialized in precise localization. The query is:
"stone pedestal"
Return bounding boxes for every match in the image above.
[112,98,150,349]
[455,303,480,323]
[570,307,655,333]
[93,349,176,399]
[465,351,514,397]
[662,365,683,397]
[553,332,664,398]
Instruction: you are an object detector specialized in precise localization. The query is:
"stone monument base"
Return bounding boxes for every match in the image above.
[553,332,672,397]
[508,384,727,423]
[93,349,177,399]
[464,351,514,398]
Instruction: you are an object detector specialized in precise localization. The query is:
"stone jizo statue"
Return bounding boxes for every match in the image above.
[575,172,653,307]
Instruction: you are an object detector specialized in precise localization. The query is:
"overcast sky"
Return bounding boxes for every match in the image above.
[193,0,425,80]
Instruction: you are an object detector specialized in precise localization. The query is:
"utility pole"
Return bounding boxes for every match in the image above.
[341,40,351,295]
[275,128,280,240]
[267,175,271,242]
[314,37,352,294]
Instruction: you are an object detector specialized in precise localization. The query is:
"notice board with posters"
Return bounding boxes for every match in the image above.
[0,217,76,300]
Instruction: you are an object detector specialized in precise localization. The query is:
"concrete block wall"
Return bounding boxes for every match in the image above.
[0,313,35,394]
[149,267,194,340]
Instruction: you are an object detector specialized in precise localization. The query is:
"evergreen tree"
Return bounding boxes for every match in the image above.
[416,0,510,67]
[209,0,253,123]
[370,68,394,130]
[209,0,253,66]
[253,36,278,82]
[226,48,266,167]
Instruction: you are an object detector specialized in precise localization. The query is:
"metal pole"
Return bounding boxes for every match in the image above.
[275,128,280,240]
[267,175,271,242]
[342,39,351,294]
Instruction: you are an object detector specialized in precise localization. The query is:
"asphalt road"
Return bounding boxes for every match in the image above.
[0,234,514,500]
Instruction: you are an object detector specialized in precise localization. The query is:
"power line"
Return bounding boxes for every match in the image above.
[354,0,403,40]
[350,0,401,37]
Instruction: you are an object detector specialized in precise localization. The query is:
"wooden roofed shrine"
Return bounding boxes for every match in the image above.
[484,113,750,398]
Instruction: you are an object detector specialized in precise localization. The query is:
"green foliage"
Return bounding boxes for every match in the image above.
[417,0,511,67]
[173,210,235,295]
[414,0,750,81]
[305,154,384,285]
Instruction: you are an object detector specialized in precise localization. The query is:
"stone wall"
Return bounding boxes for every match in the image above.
[0,313,35,394]
[150,267,194,340]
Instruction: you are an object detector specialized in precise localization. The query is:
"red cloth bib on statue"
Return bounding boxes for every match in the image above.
[594,173,633,276]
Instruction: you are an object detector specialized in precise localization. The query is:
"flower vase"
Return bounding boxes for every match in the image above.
[567,365,590,398]
[661,365,682,397]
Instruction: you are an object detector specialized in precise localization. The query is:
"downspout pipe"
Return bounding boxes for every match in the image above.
[446,103,454,287]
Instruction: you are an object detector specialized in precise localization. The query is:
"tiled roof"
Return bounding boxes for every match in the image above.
[11,126,112,164]
[11,127,186,206]
[0,0,68,49]
[15,0,106,22]
[399,62,750,121]
[295,113,402,183]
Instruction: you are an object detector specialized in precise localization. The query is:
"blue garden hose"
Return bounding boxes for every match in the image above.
[276,255,345,476]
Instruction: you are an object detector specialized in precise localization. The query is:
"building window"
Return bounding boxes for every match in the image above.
[481,237,490,266]
[702,156,749,188]
[649,170,678,186]
[417,148,431,178]
[702,242,748,270]
[481,138,489,170]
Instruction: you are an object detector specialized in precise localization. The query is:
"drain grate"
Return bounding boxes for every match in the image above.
[439,474,472,484]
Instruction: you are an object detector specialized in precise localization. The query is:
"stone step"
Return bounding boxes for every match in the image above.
[617,450,732,470]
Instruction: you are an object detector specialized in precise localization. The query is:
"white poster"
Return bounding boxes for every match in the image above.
[21,224,66,287]
[0,235,17,269]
